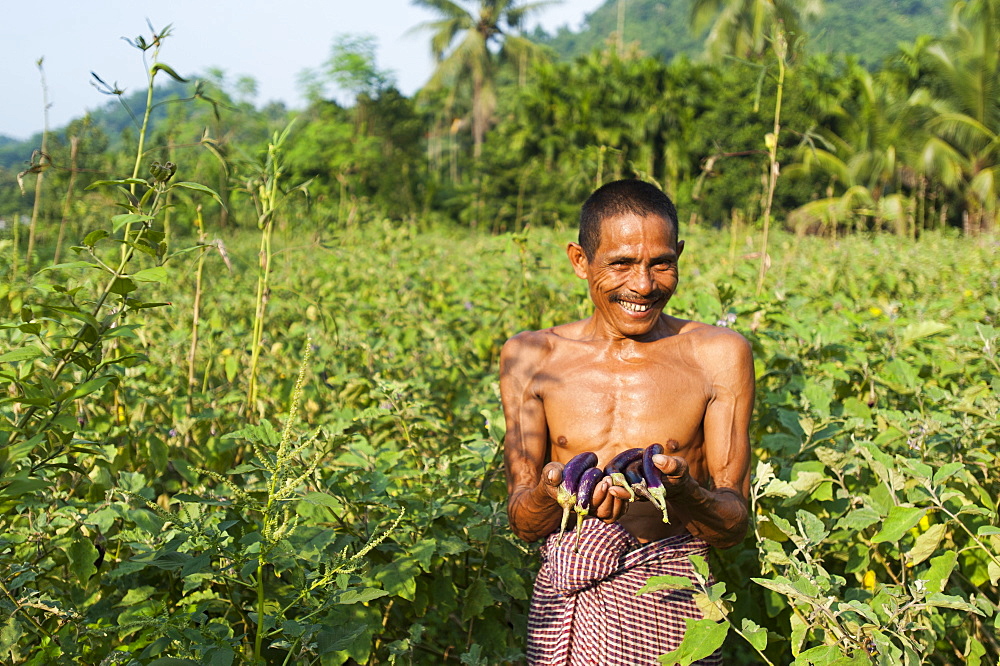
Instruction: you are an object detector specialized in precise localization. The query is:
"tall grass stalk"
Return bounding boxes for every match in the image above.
[25,58,50,274]
[100,23,189,258]
[245,122,305,415]
[53,135,80,265]
[755,26,787,297]
[187,206,207,412]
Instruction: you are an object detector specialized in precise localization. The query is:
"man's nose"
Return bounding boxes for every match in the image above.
[631,266,653,294]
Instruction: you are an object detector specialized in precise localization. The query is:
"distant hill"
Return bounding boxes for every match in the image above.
[0,79,189,170]
[537,0,948,67]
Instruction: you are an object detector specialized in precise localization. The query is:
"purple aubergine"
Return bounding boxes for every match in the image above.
[603,448,644,501]
[624,459,655,502]
[556,451,598,541]
[643,443,671,524]
[573,467,605,550]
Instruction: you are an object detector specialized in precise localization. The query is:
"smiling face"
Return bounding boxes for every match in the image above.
[568,212,684,340]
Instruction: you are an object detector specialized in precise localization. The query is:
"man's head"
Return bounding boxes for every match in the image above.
[578,179,679,260]
[568,180,684,340]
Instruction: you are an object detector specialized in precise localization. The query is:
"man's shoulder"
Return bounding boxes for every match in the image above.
[500,322,585,375]
[672,320,753,376]
[500,329,553,376]
[676,318,749,346]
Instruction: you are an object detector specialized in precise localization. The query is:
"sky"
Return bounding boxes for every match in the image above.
[0,0,605,141]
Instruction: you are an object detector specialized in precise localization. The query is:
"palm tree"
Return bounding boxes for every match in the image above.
[412,0,552,159]
[690,0,822,61]
[914,0,1000,233]
[785,61,926,235]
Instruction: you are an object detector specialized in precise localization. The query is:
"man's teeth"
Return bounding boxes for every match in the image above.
[619,301,651,312]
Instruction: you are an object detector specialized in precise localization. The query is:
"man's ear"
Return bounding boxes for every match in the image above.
[677,239,685,259]
[567,242,589,279]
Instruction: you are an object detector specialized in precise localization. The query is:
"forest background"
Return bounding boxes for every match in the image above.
[1,0,998,664]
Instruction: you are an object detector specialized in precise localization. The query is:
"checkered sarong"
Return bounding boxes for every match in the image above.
[526,520,723,666]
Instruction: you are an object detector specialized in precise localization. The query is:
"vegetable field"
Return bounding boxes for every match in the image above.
[2,198,998,664]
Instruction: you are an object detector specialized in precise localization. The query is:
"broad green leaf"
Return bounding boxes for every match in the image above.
[82,229,109,246]
[460,578,493,621]
[907,523,945,566]
[205,648,235,666]
[301,492,340,509]
[131,266,167,282]
[693,592,724,621]
[86,178,148,189]
[871,506,926,544]
[988,561,1000,586]
[932,461,964,485]
[740,618,767,652]
[657,618,727,665]
[0,347,45,363]
[638,574,695,594]
[373,558,420,601]
[59,375,115,402]
[315,623,367,654]
[793,644,870,665]
[68,535,98,584]
[923,551,958,594]
[837,506,882,531]
[689,554,711,582]
[752,575,817,602]
[761,477,797,498]
[966,637,986,666]
[37,260,100,273]
[112,213,154,233]
[899,321,949,346]
[172,181,225,206]
[926,593,984,614]
[796,509,829,544]
[332,587,390,605]
[109,276,137,295]
[410,539,436,572]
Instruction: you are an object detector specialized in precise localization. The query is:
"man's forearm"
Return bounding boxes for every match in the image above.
[508,486,563,543]
[668,483,749,549]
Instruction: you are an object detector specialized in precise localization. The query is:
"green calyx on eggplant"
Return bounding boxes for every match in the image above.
[556,451,597,543]
[643,443,671,524]
[603,447,643,502]
[572,466,605,551]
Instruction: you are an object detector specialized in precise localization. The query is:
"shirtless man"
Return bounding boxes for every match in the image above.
[500,179,754,665]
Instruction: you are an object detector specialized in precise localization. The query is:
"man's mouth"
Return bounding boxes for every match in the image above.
[618,300,653,313]
[612,292,665,314]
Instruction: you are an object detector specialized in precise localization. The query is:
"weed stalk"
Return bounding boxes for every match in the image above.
[756,26,787,297]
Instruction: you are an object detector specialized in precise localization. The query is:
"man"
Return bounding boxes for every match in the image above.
[500,179,754,665]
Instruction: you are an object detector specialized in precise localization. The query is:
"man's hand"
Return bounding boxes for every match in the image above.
[535,461,631,523]
[650,451,699,501]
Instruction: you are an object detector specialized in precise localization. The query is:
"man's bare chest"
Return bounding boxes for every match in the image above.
[534,356,710,454]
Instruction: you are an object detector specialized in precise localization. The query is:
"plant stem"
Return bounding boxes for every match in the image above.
[756,27,787,297]
[26,59,50,274]
[187,206,207,414]
[54,135,80,265]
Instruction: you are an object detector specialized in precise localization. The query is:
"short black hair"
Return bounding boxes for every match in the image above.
[579,179,678,259]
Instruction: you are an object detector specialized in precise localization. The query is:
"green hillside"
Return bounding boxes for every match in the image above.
[539,0,948,66]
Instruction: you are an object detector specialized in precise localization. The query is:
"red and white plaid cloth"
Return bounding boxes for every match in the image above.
[526,520,724,666]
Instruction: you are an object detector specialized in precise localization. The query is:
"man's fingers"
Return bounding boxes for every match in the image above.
[652,453,688,478]
[542,461,564,486]
[592,479,628,521]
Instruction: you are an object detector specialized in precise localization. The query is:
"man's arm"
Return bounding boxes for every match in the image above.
[656,329,754,548]
[500,332,564,543]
